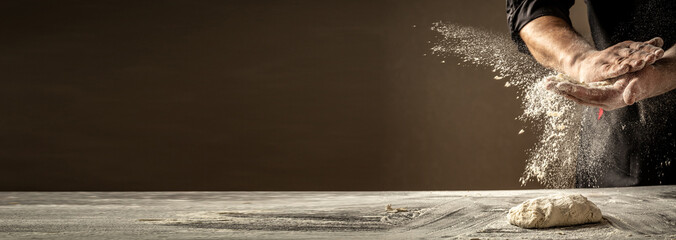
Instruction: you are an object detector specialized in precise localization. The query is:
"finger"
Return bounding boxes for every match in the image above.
[561,93,586,104]
[629,41,648,50]
[568,88,626,110]
[543,79,558,91]
[641,46,665,63]
[619,47,661,70]
[551,82,593,99]
[643,53,657,66]
[644,37,664,48]
[551,81,575,93]
[561,93,607,108]
[613,40,634,49]
[653,48,665,59]
[614,39,660,54]
[622,78,649,106]
[637,39,665,61]
[546,82,576,98]
[623,79,639,105]
[569,84,604,99]
[618,57,646,73]
[628,59,646,73]
[632,49,652,61]
[547,81,619,108]
[601,63,630,79]
[566,83,623,105]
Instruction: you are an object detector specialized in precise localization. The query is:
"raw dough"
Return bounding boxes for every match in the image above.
[507,193,602,228]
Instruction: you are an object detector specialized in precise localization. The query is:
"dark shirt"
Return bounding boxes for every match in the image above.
[506,0,676,187]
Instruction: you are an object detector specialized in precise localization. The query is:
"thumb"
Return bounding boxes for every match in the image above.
[623,79,639,105]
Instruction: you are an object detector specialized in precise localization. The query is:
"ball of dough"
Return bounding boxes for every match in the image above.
[507,193,603,229]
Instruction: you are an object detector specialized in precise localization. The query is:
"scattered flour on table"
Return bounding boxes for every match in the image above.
[430,22,585,188]
[507,193,603,228]
[381,205,428,225]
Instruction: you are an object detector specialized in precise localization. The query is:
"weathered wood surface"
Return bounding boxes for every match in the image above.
[0,186,674,239]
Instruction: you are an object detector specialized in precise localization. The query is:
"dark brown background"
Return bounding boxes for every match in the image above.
[0,0,589,190]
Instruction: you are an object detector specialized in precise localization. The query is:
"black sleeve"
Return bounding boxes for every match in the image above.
[506,0,575,54]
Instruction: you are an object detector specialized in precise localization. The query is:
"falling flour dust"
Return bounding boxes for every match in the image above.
[430,22,583,188]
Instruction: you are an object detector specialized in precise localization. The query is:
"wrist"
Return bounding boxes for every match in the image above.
[658,54,676,92]
[562,49,595,82]
[637,52,676,101]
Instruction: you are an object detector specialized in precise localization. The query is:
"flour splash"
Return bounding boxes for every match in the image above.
[430,22,582,188]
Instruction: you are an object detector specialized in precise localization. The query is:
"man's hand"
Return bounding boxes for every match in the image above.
[519,16,675,110]
[544,77,630,110]
[545,44,676,110]
[520,16,664,83]
[573,37,664,83]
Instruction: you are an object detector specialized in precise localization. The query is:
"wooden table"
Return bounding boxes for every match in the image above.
[1,186,674,239]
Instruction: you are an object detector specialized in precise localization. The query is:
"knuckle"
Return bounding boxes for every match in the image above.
[645,54,655,60]
[648,46,662,53]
